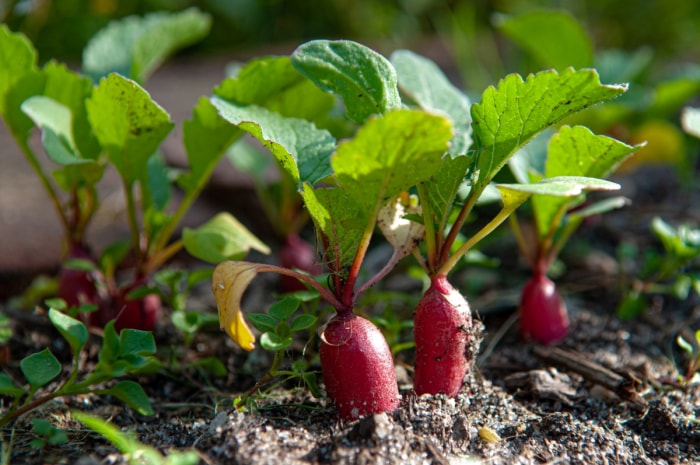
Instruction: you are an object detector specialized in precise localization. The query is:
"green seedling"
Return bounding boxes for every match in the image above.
[211,39,632,416]
[0,11,268,332]
[676,329,700,384]
[389,51,630,396]
[508,127,639,344]
[618,217,700,319]
[0,309,158,428]
[29,419,68,450]
[72,411,200,465]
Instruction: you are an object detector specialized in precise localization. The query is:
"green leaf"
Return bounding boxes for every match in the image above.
[183,212,270,264]
[651,217,700,261]
[291,40,401,123]
[21,96,77,151]
[0,373,25,397]
[86,74,174,186]
[0,24,37,116]
[20,349,62,389]
[530,125,637,239]
[682,106,700,139]
[290,314,317,332]
[144,153,171,212]
[391,50,472,157]
[498,176,620,197]
[268,297,301,321]
[420,155,471,233]
[333,109,452,214]
[214,55,335,120]
[106,380,154,416]
[260,332,293,351]
[72,411,157,458]
[48,309,88,355]
[99,240,132,278]
[82,8,212,84]
[211,96,335,188]
[471,68,627,193]
[99,321,121,364]
[119,329,156,357]
[648,68,700,119]
[180,97,241,195]
[495,10,593,70]
[677,334,694,355]
[568,196,629,221]
[301,184,365,268]
[247,313,278,333]
[617,291,647,319]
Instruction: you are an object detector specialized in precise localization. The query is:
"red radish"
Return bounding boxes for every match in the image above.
[413,275,473,397]
[89,278,160,332]
[518,272,568,344]
[278,233,322,293]
[57,243,102,311]
[320,313,400,420]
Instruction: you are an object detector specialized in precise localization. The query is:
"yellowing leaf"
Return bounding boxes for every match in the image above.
[212,262,259,351]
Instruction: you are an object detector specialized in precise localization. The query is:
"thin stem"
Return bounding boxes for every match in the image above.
[0,391,62,428]
[416,183,438,272]
[508,215,534,270]
[241,349,284,401]
[437,197,527,276]
[440,186,481,265]
[255,263,346,312]
[17,140,70,233]
[145,239,183,276]
[340,215,376,309]
[122,179,144,267]
[355,249,402,296]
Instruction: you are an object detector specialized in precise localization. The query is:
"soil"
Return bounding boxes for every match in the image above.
[1,56,699,465]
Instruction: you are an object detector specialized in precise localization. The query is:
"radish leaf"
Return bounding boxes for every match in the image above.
[0,25,37,116]
[183,212,270,264]
[292,40,401,123]
[391,50,472,157]
[333,109,452,215]
[86,74,173,187]
[211,96,335,187]
[471,68,627,194]
[82,8,211,84]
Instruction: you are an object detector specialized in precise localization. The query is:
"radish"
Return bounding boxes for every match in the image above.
[278,233,322,293]
[57,243,102,311]
[88,278,161,332]
[413,275,473,397]
[518,272,568,344]
[320,313,400,419]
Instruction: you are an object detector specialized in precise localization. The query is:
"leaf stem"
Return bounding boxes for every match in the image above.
[122,179,143,267]
[17,139,71,235]
[255,263,346,312]
[437,195,528,276]
[416,183,438,272]
[439,185,480,265]
[508,214,534,270]
[340,215,376,309]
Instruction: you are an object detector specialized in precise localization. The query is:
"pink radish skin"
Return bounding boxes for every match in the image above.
[413,275,472,397]
[89,279,160,332]
[278,234,322,293]
[519,273,568,344]
[57,243,101,310]
[320,313,400,420]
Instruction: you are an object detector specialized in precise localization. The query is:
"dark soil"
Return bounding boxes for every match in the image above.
[4,183,700,465]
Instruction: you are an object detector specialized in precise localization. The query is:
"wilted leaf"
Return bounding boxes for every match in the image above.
[212,262,260,351]
[378,194,425,260]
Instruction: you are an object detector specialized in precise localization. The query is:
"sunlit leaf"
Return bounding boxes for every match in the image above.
[211,96,335,188]
[0,25,37,116]
[292,39,401,123]
[48,309,87,355]
[183,212,270,264]
[471,68,627,194]
[333,109,452,214]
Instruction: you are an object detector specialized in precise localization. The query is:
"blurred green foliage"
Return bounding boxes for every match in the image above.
[5,0,700,69]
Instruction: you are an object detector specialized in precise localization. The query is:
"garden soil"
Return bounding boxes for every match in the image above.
[1,54,699,465]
